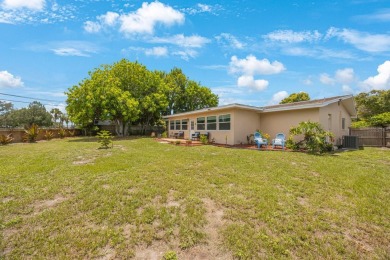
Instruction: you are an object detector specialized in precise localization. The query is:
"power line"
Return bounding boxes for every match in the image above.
[0,98,63,107]
[0,92,62,103]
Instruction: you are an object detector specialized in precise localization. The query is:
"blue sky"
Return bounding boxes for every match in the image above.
[1,0,390,111]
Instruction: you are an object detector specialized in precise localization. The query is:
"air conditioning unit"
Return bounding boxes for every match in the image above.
[342,135,359,149]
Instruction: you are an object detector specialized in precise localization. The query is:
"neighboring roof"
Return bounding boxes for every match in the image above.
[163,95,357,119]
[163,103,263,119]
[262,95,356,115]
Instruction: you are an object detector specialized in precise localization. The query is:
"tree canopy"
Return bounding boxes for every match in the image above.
[280,92,310,104]
[353,90,390,127]
[0,101,52,128]
[66,59,218,136]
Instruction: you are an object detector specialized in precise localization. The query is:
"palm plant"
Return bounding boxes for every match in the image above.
[23,123,39,142]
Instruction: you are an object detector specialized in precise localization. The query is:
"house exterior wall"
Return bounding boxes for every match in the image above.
[168,108,235,144]
[259,108,320,140]
[232,109,261,144]
[319,102,351,142]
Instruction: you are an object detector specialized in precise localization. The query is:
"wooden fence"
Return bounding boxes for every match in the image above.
[349,127,390,147]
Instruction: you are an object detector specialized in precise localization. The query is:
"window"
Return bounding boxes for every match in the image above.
[182,119,188,130]
[197,117,205,130]
[175,120,181,130]
[170,120,174,130]
[207,116,216,130]
[219,114,231,130]
[342,118,346,130]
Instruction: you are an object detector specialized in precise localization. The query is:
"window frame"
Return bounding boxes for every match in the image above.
[218,114,231,130]
[207,116,217,130]
[181,119,188,130]
[197,117,205,130]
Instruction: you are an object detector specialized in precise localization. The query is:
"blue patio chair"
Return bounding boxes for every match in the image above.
[254,132,268,148]
[272,133,286,149]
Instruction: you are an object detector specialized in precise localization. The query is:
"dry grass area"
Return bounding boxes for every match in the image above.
[0,137,389,259]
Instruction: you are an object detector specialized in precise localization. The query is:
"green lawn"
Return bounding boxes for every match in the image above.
[1,137,389,259]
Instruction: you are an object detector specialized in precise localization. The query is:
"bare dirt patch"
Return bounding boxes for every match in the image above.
[2,197,14,203]
[73,156,96,165]
[166,190,180,208]
[96,244,117,260]
[180,198,232,259]
[32,194,68,215]
[134,241,169,260]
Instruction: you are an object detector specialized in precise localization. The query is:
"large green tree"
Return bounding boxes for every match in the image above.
[354,90,390,119]
[162,67,218,114]
[2,101,52,128]
[0,101,14,127]
[66,60,218,136]
[280,92,310,104]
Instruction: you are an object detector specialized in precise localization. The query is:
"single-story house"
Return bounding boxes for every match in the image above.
[163,95,357,145]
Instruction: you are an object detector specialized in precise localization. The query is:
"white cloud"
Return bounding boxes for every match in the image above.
[270,91,289,105]
[119,1,184,35]
[302,77,313,85]
[326,27,390,52]
[237,75,268,91]
[342,85,354,94]
[172,49,198,61]
[263,30,322,43]
[335,68,355,84]
[320,73,335,85]
[229,55,285,75]
[320,68,355,86]
[215,33,245,49]
[150,34,210,48]
[362,60,390,90]
[354,9,390,22]
[83,21,101,33]
[84,11,119,33]
[183,3,222,15]
[229,55,285,92]
[44,41,99,57]
[51,48,90,57]
[0,71,24,88]
[145,46,168,57]
[2,0,45,10]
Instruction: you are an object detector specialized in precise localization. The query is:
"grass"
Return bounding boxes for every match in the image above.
[0,137,389,259]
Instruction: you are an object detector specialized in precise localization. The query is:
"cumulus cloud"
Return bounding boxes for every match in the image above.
[1,0,45,10]
[215,33,245,49]
[229,55,285,91]
[362,60,390,90]
[342,85,354,94]
[320,68,355,86]
[150,34,210,48]
[326,27,390,52]
[270,91,289,105]
[145,46,168,57]
[0,71,24,88]
[84,21,101,33]
[229,55,285,75]
[84,11,119,33]
[263,30,322,43]
[237,75,268,91]
[119,1,184,35]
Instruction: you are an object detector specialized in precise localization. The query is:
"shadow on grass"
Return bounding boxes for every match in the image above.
[66,135,148,143]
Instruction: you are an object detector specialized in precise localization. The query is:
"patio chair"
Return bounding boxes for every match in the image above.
[191,132,200,141]
[254,132,268,148]
[272,133,286,149]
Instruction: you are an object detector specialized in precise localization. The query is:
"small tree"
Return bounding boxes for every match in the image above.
[288,121,334,154]
[97,130,113,149]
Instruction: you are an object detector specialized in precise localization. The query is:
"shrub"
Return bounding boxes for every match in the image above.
[0,134,13,145]
[23,124,39,143]
[289,121,334,154]
[68,130,76,137]
[97,130,113,149]
[200,134,208,144]
[161,131,168,138]
[44,130,54,141]
[58,128,66,139]
[163,251,177,260]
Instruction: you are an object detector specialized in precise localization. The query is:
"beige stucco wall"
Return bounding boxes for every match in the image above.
[319,102,351,142]
[259,108,320,140]
[232,109,261,144]
[167,108,261,145]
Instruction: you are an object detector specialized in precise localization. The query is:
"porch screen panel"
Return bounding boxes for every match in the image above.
[175,120,181,130]
[182,119,188,130]
[207,116,216,130]
[170,120,175,130]
[197,117,205,130]
[219,114,231,130]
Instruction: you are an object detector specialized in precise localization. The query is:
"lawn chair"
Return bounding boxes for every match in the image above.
[191,132,200,141]
[272,133,286,149]
[254,132,268,148]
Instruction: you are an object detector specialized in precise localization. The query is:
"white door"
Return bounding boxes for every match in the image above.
[190,120,195,138]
